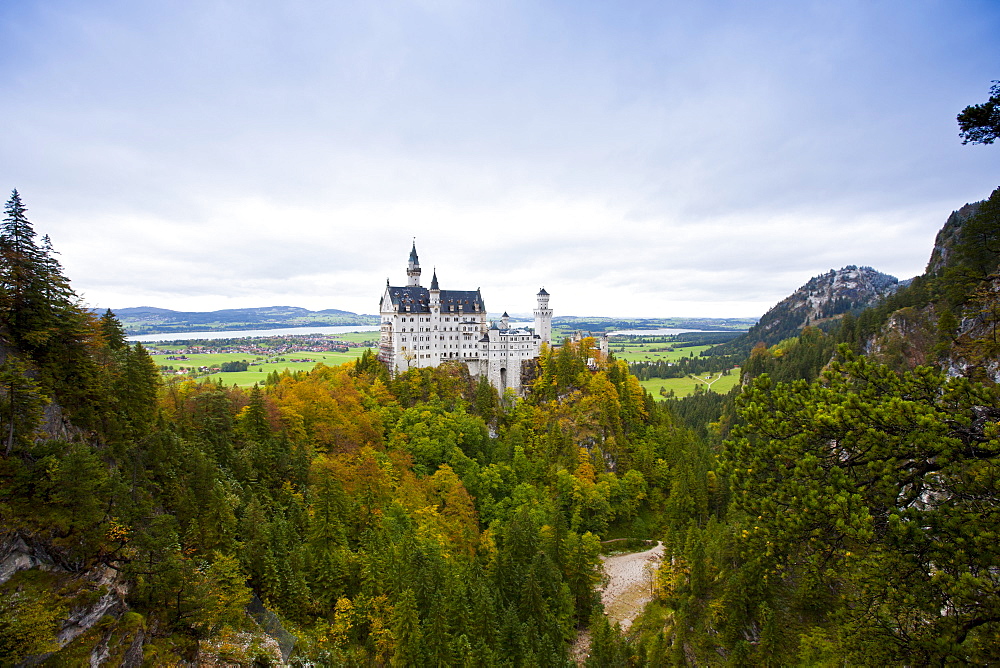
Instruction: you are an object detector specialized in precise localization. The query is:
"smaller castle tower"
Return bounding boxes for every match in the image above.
[406,241,422,287]
[534,288,552,344]
[430,268,440,309]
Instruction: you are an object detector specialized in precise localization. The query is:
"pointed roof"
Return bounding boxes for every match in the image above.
[431,268,439,290]
[409,240,419,264]
[382,286,485,313]
[537,287,549,296]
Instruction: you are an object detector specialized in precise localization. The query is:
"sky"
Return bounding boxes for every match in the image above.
[1,0,998,319]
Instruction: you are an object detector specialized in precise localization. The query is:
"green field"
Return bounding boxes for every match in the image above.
[613,343,715,363]
[151,332,736,395]
[638,370,740,398]
[153,348,376,387]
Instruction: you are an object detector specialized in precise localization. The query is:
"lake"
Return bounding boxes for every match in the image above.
[606,328,721,336]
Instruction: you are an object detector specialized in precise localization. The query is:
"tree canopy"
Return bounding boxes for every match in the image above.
[958,81,1000,145]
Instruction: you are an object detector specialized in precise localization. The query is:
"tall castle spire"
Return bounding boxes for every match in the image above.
[406,240,422,287]
[430,268,440,309]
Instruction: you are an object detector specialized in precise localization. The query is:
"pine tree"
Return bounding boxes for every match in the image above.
[0,356,48,455]
[37,235,74,306]
[99,309,128,351]
[0,190,43,339]
[723,348,1000,664]
[0,190,100,424]
[1,190,35,255]
[390,589,423,667]
[117,343,161,440]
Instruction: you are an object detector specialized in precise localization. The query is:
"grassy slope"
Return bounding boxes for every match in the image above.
[612,342,741,397]
[638,372,740,398]
[612,344,715,363]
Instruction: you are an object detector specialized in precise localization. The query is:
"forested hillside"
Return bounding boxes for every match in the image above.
[3,186,1000,666]
[0,191,696,665]
[630,187,1000,665]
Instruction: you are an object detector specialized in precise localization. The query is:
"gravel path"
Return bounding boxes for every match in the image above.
[599,542,664,631]
[571,541,665,664]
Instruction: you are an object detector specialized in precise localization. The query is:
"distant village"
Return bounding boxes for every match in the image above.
[144,334,376,357]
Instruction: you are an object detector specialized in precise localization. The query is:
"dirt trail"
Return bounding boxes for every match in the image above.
[570,542,664,664]
[599,542,664,631]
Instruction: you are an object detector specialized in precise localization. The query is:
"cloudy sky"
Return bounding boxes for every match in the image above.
[1,1,998,319]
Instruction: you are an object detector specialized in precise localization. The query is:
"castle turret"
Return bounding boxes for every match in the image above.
[534,288,552,344]
[430,268,440,306]
[407,241,422,287]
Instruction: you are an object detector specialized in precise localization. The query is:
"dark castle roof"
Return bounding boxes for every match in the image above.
[385,286,485,313]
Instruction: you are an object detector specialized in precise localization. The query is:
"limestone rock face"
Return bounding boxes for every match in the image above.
[1,532,130,664]
[737,265,899,350]
[925,201,982,276]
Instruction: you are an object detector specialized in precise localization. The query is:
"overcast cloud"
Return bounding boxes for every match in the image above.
[1,0,998,318]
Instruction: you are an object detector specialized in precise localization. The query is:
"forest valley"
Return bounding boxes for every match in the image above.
[2,184,1000,666]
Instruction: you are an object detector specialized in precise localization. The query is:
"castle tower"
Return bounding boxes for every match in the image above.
[430,268,441,363]
[534,288,552,344]
[407,241,422,287]
[430,268,440,306]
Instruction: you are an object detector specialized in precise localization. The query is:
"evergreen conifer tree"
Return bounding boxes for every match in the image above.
[0,190,42,338]
[99,309,128,351]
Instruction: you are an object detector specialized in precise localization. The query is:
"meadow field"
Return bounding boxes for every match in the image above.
[607,336,740,397]
[152,348,375,387]
[612,343,715,363]
[638,371,740,398]
[151,333,736,396]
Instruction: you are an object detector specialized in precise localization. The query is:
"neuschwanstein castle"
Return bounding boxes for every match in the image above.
[378,243,552,393]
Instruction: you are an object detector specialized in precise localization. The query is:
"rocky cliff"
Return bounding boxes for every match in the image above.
[925,201,983,275]
[720,266,899,353]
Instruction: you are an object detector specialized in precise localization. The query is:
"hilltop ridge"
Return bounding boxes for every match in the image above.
[714,265,900,354]
[109,305,379,335]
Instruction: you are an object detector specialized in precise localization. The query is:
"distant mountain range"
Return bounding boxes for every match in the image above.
[109,306,759,336]
[549,316,757,335]
[110,306,379,335]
